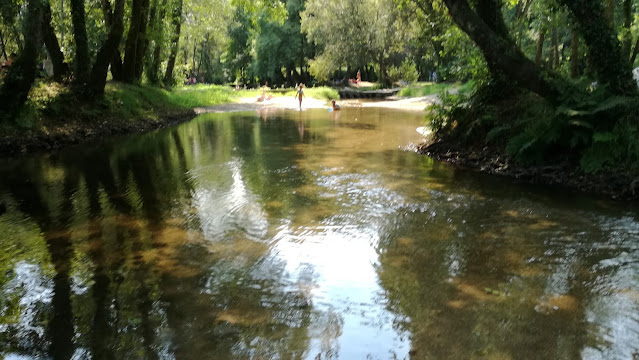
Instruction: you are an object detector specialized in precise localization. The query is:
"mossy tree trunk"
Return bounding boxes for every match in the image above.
[0,0,44,122]
[163,0,183,86]
[570,28,579,78]
[88,0,125,96]
[439,0,559,98]
[535,27,545,65]
[133,0,151,81]
[559,0,636,95]
[43,1,69,81]
[0,27,8,60]
[123,0,144,82]
[69,0,90,83]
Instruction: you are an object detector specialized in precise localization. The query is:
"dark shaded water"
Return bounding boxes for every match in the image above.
[1,107,638,360]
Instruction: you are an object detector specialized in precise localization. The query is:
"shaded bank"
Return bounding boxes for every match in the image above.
[419,139,638,200]
[0,110,195,155]
[0,83,341,156]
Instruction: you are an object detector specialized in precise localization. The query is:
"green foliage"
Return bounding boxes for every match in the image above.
[425,88,472,134]
[396,82,459,97]
[387,60,419,84]
[428,77,639,175]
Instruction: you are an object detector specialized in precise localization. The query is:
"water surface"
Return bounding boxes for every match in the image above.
[1,106,638,359]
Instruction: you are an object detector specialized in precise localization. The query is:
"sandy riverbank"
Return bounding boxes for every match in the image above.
[194,94,438,114]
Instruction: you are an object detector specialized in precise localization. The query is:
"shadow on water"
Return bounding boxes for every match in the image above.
[0,107,637,359]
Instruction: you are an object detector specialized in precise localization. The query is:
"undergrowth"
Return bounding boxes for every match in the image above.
[427,80,639,175]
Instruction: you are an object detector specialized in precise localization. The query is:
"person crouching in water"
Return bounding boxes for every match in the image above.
[331,100,341,111]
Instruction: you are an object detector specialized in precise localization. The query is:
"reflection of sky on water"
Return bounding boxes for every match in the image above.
[189,152,412,358]
[272,224,410,359]
[190,159,269,241]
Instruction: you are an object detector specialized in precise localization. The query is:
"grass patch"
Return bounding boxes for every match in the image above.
[396,82,461,97]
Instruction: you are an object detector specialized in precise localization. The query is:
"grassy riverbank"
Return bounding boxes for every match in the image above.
[396,82,469,97]
[0,82,340,155]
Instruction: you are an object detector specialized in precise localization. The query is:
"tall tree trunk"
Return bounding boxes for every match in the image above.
[88,0,125,96]
[631,38,639,64]
[69,0,90,83]
[43,1,69,80]
[622,0,632,59]
[0,27,8,60]
[163,0,182,86]
[559,0,636,95]
[476,0,509,38]
[0,0,44,122]
[148,0,167,85]
[123,0,144,82]
[551,26,559,69]
[535,27,546,65]
[134,0,151,81]
[570,28,579,78]
[522,0,534,18]
[11,24,23,52]
[605,0,615,27]
[192,39,197,76]
[111,51,124,80]
[439,0,558,98]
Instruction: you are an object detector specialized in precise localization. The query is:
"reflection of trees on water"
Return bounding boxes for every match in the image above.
[0,113,341,359]
[375,191,639,359]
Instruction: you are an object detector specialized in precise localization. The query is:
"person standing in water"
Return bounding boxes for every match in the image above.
[297,83,305,110]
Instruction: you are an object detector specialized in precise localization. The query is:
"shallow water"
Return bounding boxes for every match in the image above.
[1,106,638,360]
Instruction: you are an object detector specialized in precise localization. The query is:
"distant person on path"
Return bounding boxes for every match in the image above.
[432,71,438,83]
[296,83,305,109]
[356,69,361,85]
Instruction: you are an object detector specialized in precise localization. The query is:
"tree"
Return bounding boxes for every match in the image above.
[0,0,44,121]
[557,0,636,95]
[69,0,90,83]
[301,0,405,83]
[436,0,559,98]
[42,0,69,80]
[88,0,125,95]
[164,0,183,85]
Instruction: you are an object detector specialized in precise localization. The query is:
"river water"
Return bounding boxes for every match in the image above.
[0,107,638,359]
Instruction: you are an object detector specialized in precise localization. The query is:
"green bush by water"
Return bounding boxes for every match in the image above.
[426,80,639,175]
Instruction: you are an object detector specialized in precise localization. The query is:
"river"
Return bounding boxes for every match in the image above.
[0,107,638,359]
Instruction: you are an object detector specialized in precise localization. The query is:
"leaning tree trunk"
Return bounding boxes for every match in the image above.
[43,1,69,80]
[163,0,183,86]
[88,0,125,96]
[122,0,144,82]
[0,0,44,122]
[439,0,559,99]
[559,0,636,95]
[69,0,90,83]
